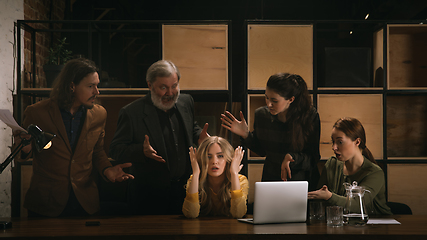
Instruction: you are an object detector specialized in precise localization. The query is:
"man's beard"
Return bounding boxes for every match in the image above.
[84,96,97,109]
[151,88,180,111]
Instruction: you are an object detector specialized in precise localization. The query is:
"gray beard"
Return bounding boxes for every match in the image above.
[151,89,180,111]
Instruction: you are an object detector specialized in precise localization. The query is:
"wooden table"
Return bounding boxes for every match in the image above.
[1,215,426,239]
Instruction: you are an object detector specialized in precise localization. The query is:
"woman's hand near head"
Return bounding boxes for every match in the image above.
[221,111,250,139]
[189,146,200,177]
[230,146,245,175]
[188,147,200,194]
[230,146,245,191]
[307,185,333,201]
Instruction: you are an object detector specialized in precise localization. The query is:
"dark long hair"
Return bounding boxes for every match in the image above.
[50,58,98,109]
[266,73,313,151]
[333,117,376,164]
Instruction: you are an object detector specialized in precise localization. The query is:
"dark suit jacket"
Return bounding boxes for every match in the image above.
[109,93,202,212]
[19,99,112,217]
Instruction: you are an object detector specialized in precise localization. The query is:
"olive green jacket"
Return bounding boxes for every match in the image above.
[319,156,392,215]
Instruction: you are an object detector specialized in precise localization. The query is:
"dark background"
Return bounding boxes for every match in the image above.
[56,0,427,101]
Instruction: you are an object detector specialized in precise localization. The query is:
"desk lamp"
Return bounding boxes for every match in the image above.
[0,124,55,173]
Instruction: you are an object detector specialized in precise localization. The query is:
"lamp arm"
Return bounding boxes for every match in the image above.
[0,138,32,174]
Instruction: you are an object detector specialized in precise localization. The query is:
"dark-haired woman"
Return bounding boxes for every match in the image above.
[221,73,320,190]
[307,117,391,215]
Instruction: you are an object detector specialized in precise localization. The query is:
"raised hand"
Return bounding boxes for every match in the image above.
[189,146,200,177]
[220,111,249,139]
[187,146,200,194]
[230,146,245,175]
[143,135,165,163]
[198,123,210,145]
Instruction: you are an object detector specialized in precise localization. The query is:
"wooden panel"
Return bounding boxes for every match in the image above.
[387,25,427,89]
[373,28,384,87]
[20,164,32,218]
[247,95,265,159]
[194,102,228,137]
[388,164,427,215]
[248,163,263,204]
[162,25,228,90]
[317,94,383,160]
[96,96,141,155]
[387,96,427,157]
[248,25,313,90]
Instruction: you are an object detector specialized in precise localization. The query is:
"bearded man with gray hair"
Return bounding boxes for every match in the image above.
[109,60,209,215]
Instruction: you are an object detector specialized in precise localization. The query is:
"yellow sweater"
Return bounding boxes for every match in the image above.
[182,174,249,218]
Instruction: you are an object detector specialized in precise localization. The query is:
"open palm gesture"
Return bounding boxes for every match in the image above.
[189,146,200,176]
[221,111,249,139]
[230,146,245,175]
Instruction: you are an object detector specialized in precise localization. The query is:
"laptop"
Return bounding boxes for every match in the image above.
[238,181,308,224]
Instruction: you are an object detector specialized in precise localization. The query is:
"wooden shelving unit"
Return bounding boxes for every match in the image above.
[244,21,427,214]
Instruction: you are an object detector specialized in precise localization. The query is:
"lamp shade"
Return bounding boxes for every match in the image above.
[27,124,56,152]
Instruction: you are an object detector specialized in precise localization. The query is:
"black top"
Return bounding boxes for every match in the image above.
[156,106,189,181]
[243,106,321,191]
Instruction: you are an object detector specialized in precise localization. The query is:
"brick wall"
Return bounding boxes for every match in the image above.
[0,0,24,218]
[23,0,66,88]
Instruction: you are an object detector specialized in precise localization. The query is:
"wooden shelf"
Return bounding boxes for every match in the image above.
[247,24,313,90]
[387,95,427,158]
[247,94,265,159]
[387,157,427,160]
[162,24,229,90]
[387,164,427,215]
[317,94,383,160]
[373,28,384,87]
[247,163,263,204]
[317,87,384,91]
[387,24,427,89]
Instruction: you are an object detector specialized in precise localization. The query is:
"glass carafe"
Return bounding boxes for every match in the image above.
[343,181,371,226]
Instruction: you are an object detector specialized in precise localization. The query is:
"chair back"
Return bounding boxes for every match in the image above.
[387,202,412,215]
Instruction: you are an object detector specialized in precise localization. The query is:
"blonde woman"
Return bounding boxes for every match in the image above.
[182,136,248,218]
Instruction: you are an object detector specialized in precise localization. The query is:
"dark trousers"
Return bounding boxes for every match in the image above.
[28,189,89,218]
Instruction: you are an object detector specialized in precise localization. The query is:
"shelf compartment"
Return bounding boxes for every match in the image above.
[387,24,427,89]
[247,94,265,159]
[248,163,264,204]
[162,24,228,90]
[247,24,313,90]
[387,95,427,158]
[373,28,384,87]
[317,94,383,160]
[387,164,427,215]
[193,102,229,137]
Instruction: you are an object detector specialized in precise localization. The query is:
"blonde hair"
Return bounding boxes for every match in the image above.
[196,136,234,216]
